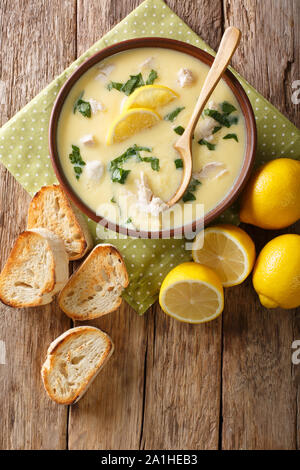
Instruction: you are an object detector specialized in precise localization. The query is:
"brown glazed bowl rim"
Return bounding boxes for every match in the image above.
[49,37,257,239]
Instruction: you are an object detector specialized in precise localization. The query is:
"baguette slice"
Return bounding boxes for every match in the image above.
[41,326,114,404]
[0,228,69,308]
[59,244,129,320]
[27,184,93,260]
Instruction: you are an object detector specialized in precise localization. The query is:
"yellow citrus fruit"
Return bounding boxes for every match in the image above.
[159,262,224,324]
[240,158,300,229]
[106,108,161,144]
[192,224,256,287]
[123,85,178,111]
[253,234,300,309]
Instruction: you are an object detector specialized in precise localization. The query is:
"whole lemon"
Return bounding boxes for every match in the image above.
[253,234,300,309]
[240,158,300,229]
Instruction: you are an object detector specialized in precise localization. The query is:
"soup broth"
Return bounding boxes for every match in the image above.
[57,47,246,232]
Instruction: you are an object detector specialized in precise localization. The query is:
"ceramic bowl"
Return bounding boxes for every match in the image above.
[49,37,256,238]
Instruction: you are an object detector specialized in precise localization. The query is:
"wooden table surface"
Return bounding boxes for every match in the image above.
[0,0,299,450]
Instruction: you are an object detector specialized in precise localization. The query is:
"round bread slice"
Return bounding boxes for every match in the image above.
[41,326,114,405]
[59,244,129,320]
[27,184,93,260]
[0,228,69,308]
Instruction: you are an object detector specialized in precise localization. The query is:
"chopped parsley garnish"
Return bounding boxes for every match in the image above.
[146,69,158,85]
[196,102,239,152]
[212,126,222,134]
[107,74,144,96]
[188,178,202,192]
[182,178,201,203]
[203,101,239,129]
[109,144,151,170]
[228,115,239,125]
[221,101,237,115]
[182,192,196,202]
[69,145,86,180]
[198,139,216,151]
[173,125,185,135]
[139,156,160,171]
[126,217,132,224]
[107,82,123,91]
[174,158,183,169]
[164,107,185,122]
[109,144,160,183]
[121,73,144,95]
[107,69,158,96]
[110,196,116,203]
[73,92,91,118]
[111,167,131,184]
[203,109,231,127]
[223,133,239,142]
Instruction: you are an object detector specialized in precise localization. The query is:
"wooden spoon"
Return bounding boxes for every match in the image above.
[167,26,241,207]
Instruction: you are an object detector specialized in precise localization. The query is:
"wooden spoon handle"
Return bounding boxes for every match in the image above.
[181,27,241,140]
[169,27,241,208]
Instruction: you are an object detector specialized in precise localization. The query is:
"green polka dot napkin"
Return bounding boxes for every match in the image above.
[0,0,299,314]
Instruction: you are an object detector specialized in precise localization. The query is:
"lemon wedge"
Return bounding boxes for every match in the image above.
[123,85,178,111]
[192,224,256,287]
[106,107,161,144]
[159,262,224,324]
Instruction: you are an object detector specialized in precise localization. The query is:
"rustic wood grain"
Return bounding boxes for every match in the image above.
[139,0,224,450]
[0,0,299,450]
[221,0,300,450]
[0,0,76,450]
[69,304,148,450]
[140,311,222,450]
[223,0,300,127]
[68,0,148,450]
[68,0,224,451]
[76,0,142,53]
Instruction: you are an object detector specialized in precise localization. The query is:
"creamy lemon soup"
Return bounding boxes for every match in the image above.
[57,47,246,232]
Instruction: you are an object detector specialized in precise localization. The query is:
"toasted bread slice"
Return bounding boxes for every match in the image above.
[59,244,129,320]
[0,228,69,308]
[27,184,93,260]
[41,326,114,404]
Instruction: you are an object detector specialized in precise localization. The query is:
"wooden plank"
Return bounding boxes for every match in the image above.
[0,0,76,450]
[221,0,300,450]
[69,304,148,450]
[223,0,300,127]
[70,0,224,451]
[141,311,222,450]
[76,0,142,54]
[68,0,148,450]
[140,0,224,450]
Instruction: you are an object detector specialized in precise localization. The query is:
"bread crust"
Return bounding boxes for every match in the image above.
[41,326,114,405]
[27,184,93,260]
[58,244,129,320]
[0,229,68,308]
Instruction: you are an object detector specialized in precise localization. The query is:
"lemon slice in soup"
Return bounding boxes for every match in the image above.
[106,108,161,144]
[123,85,178,111]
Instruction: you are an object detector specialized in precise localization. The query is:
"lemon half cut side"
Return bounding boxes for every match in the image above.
[192,224,256,287]
[159,262,224,324]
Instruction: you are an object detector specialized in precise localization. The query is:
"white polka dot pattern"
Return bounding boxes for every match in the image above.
[0,0,299,314]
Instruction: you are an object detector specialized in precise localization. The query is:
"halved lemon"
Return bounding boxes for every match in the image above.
[159,262,224,324]
[192,224,256,287]
[123,85,178,111]
[106,107,161,144]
